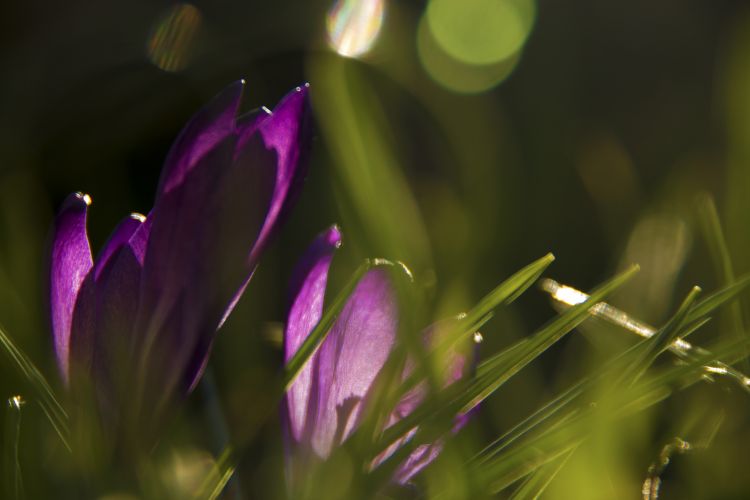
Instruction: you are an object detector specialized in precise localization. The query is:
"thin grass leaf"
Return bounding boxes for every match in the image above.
[477,336,750,493]
[686,274,750,324]
[697,193,746,363]
[472,382,585,464]
[370,265,639,464]
[616,286,702,387]
[4,396,25,500]
[463,253,555,329]
[462,264,640,412]
[508,445,577,500]
[0,323,70,451]
[283,258,398,390]
[194,447,236,500]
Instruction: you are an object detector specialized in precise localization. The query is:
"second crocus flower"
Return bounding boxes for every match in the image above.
[283,226,471,487]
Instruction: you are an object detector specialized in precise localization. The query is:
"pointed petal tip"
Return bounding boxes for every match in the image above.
[325,224,342,249]
[67,192,92,208]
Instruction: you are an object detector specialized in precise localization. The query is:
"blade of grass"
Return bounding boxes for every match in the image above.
[697,193,747,370]
[283,258,397,390]
[508,445,577,500]
[369,265,639,464]
[0,323,70,451]
[4,396,25,500]
[195,447,236,500]
[616,286,702,387]
[477,336,750,493]
[463,265,640,412]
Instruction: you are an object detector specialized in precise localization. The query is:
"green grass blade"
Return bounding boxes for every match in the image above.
[4,396,25,499]
[370,265,639,461]
[685,274,750,325]
[697,194,746,351]
[0,323,70,451]
[464,253,555,326]
[462,264,640,412]
[508,446,577,500]
[195,447,236,500]
[617,286,702,387]
[284,258,398,390]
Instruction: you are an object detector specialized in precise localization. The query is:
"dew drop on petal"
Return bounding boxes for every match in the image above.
[326,0,385,58]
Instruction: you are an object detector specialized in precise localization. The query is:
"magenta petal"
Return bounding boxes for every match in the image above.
[393,443,444,484]
[251,84,312,261]
[157,80,245,195]
[91,243,144,422]
[311,269,398,457]
[94,213,146,279]
[49,192,93,383]
[138,133,276,402]
[284,226,342,444]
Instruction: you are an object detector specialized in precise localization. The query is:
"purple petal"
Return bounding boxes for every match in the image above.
[250,84,312,261]
[157,80,245,195]
[393,443,444,484]
[310,269,398,457]
[91,241,144,425]
[284,226,342,444]
[137,132,276,404]
[69,213,148,396]
[373,322,474,482]
[49,192,93,383]
[93,213,146,279]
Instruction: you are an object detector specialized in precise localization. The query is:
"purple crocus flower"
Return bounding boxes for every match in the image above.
[49,81,311,429]
[283,227,470,485]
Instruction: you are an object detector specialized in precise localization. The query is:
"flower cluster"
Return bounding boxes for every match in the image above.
[48,81,472,485]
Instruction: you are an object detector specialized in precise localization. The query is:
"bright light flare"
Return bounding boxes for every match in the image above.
[326,0,385,58]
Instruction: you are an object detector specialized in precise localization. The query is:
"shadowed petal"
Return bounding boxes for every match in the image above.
[311,268,398,457]
[157,80,245,195]
[138,133,276,407]
[91,243,144,427]
[218,86,312,329]
[284,226,342,443]
[251,84,312,261]
[49,192,93,383]
[94,213,146,279]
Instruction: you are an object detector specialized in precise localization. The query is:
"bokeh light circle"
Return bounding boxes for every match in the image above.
[426,0,534,66]
[417,13,521,94]
[326,0,385,58]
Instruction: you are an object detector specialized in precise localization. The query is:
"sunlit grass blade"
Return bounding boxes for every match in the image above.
[463,264,640,412]
[369,265,639,465]
[392,254,555,409]
[194,447,236,500]
[508,446,577,500]
[477,335,750,494]
[0,323,70,451]
[283,258,398,390]
[697,194,746,355]
[4,396,25,499]
[462,253,555,330]
[472,382,585,465]
[685,273,750,324]
[616,286,701,387]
